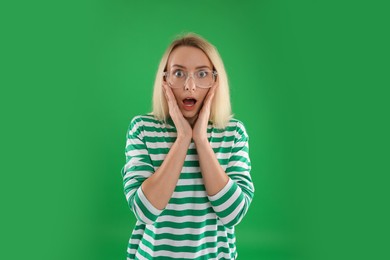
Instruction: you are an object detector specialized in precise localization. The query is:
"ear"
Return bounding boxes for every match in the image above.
[162,73,168,86]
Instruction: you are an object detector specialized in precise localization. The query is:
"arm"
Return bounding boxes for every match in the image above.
[121,116,191,225]
[141,135,191,210]
[195,121,255,228]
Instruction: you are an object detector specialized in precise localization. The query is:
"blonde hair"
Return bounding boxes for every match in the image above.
[151,32,233,129]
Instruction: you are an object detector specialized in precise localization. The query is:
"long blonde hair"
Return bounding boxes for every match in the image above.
[151,32,233,129]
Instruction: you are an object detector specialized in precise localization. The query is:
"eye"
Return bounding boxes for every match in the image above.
[173,69,185,78]
[197,70,209,78]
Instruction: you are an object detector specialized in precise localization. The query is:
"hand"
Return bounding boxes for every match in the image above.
[192,83,218,143]
[162,83,192,141]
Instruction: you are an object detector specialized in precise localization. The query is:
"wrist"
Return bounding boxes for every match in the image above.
[176,134,192,144]
[193,136,209,146]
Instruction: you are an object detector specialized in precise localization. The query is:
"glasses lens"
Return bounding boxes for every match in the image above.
[195,70,214,88]
[168,69,186,88]
[167,69,216,88]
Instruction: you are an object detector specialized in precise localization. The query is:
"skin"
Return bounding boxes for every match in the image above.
[141,46,229,210]
[163,46,216,140]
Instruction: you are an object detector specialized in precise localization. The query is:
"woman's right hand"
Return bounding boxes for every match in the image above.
[162,83,192,141]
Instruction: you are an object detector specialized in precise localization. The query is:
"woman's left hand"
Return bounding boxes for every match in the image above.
[192,83,218,143]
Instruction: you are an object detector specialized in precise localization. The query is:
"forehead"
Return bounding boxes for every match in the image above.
[167,46,212,69]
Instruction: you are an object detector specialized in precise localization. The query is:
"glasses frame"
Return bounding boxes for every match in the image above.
[163,69,218,89]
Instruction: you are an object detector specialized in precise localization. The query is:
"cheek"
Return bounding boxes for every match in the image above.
[198,91,209,103]
[171,90,181,103]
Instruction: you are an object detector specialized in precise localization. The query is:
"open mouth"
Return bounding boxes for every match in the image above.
[182,97,197,107]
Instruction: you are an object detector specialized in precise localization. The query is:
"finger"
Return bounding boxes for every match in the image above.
[163,84,175,105]
[164,85,174,102]
[205,87,215,106]
[164,86,182,116]
[162,85,171,103]
[192,113,199,123]
[208,84,217,97]
[162,84,166,96]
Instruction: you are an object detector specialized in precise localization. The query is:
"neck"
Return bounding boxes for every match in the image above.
[186,114,198,127]
[187,118,195,127]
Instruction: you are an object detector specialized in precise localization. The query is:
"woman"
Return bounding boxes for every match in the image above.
[121,32,255,259]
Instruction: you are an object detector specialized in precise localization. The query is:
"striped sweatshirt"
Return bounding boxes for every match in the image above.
[121,114,255,260]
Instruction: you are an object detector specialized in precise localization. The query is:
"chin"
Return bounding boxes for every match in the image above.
[181,109,199,119]
[182,111,197,118]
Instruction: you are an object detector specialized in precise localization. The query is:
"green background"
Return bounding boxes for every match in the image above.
[1,0,389,259]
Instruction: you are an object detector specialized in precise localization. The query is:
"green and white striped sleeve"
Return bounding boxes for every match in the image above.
[121,116,162,225]
[208,121,255,228]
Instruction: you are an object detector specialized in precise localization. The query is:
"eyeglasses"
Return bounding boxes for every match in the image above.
[163,68,218,89]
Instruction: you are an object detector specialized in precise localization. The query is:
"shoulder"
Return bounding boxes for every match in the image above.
[127,113,168,138]
[129,113,160,126]
[226,118,249,140]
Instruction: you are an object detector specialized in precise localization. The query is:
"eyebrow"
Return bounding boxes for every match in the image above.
[171,64,212,70]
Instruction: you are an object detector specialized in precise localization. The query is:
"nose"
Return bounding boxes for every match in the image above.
[184,74,196,92]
